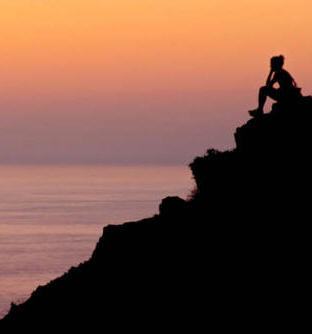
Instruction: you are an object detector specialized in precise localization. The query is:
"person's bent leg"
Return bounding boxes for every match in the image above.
[258,86,268,112]
[249,86,267,117]
[266,87,280,102]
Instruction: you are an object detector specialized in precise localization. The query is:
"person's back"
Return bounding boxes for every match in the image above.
[273,68,296,91]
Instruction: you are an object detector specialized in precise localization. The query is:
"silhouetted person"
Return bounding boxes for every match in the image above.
[249,55,301,117]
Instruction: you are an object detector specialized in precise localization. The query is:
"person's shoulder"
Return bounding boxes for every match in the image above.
[281,69,291,76]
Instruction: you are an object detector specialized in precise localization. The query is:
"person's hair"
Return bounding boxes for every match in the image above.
[271,55,284,69]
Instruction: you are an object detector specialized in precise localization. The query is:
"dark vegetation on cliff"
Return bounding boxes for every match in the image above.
[1,98,311,331]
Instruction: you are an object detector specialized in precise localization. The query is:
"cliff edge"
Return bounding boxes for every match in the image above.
[1,98,311,331]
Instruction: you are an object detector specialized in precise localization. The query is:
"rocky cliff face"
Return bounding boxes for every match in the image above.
[1,98,311,331]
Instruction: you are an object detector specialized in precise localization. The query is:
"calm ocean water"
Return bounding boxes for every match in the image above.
[0,164,193,318]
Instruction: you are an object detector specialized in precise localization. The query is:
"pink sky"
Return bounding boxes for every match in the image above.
[1,0,312,164]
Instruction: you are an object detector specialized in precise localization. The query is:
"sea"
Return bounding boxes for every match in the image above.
[0,164,193,318]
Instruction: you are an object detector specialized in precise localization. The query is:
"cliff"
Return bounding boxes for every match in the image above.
[1,98,311,331]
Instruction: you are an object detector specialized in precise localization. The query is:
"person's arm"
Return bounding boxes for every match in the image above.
[267,71,278,88]
[266,70,274,86]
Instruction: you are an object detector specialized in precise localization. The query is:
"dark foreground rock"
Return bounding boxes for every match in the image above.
[1,99,312,331]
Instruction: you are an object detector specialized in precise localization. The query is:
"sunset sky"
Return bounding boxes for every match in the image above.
[0,0,311,164]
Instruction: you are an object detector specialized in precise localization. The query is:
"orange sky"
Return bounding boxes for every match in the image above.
[0,1,311,164]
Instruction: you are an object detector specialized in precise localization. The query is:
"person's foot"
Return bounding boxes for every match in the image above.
[248,109,264,117]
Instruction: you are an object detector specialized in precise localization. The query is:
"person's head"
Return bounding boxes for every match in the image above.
[271,55,284,71]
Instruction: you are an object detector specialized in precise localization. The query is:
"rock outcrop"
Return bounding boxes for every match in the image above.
[1,98,312,331]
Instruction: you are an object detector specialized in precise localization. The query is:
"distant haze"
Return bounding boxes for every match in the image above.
[1,0,311,164]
